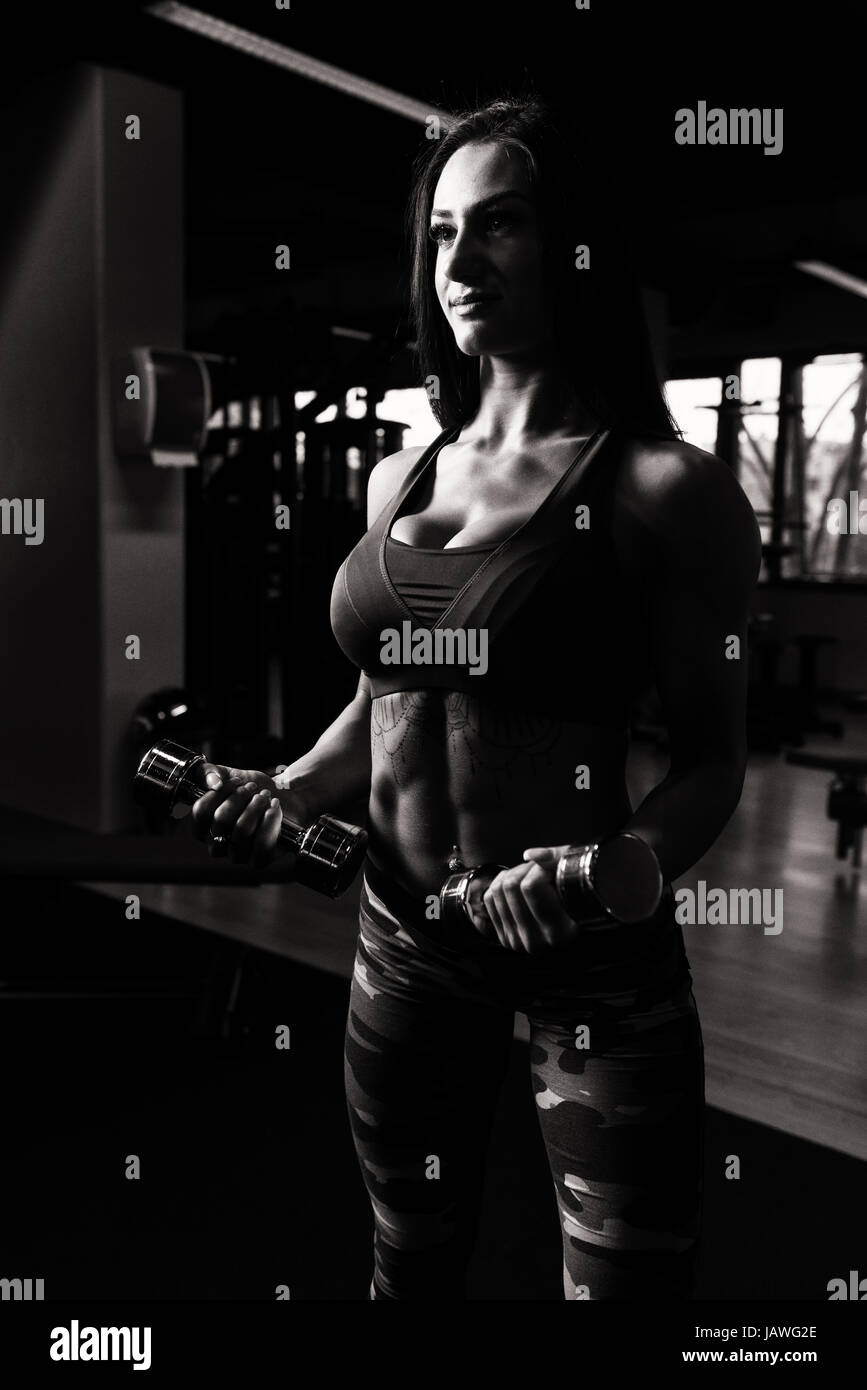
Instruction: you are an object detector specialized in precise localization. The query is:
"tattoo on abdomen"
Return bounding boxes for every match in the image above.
[370,691,447,788]
[371,690,561,799]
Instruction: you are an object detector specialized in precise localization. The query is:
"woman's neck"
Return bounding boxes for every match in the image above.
[470,354,596,449]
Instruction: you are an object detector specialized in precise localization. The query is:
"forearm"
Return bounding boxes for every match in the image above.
[620,759,746,884]
[273,693,372,821]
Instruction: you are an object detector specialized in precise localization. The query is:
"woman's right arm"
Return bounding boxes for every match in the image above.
[274,445,422,823]
[192,445,421,852]
[193,667,373,852]
[272,671,372,823]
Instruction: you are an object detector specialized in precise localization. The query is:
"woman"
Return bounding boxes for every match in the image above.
[191,96,762,1300]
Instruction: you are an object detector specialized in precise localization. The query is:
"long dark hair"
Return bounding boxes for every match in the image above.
[406,94,680,440]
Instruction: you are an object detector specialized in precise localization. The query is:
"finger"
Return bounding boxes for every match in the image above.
[481,884,512,950]
[202,763,232,791]
[484,877,524,952]
[468,907,499,942]
[518,864,579,948]
[237,768,276,793]
[204,783,244,857]
[522,844,572,864]
[463,876,498,938]
[499,871,539,954]
[249,799,284,870]
[227,788,274,862]
[191,776,246,839]
[210,782,262,842]
[468,905,498,940]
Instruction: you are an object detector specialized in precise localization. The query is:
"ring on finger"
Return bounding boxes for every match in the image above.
[209,827,230,857]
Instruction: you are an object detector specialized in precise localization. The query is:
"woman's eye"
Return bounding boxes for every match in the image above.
[428,213,514,247]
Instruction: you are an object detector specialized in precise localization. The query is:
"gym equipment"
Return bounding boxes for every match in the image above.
[113,347,213,467]
[134,738,368,896]
[785,746,867,868]
[130,686,216,755]
[746,614,844,752]
[184,308,413,763]
[439,832,664,927]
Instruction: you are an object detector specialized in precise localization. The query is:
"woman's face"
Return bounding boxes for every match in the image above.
[430,140,550,358]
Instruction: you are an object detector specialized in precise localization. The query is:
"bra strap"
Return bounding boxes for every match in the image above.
[441,427,624,638]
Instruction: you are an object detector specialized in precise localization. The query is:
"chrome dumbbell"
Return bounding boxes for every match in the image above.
[133,738,367,897]
[439,832,663,926]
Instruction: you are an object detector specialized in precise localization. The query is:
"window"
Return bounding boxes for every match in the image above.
[663,377,721,453]
[799,353,867,580]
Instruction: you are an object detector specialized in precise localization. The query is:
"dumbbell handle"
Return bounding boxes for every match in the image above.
[134,739,367,897]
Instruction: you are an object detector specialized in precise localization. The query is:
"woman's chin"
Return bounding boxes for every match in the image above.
[454,328,507,357]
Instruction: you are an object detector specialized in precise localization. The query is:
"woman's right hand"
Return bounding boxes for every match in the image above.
[190,764,309,865]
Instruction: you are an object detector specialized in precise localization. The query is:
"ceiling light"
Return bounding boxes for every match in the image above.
[794,260,867,300]
[146,3,450,127]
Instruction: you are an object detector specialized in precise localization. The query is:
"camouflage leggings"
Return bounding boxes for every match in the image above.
[344,864,706,1301]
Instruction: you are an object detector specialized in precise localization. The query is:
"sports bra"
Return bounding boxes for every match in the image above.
[384,534,497,624]
[329,423,654,725]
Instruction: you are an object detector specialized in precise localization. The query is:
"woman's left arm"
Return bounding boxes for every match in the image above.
[614,439,764,882]
[479,441,764,953]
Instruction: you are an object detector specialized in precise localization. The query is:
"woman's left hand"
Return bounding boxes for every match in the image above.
[468,845,579,953]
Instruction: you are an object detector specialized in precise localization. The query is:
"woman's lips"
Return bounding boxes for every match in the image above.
[452,296,501,317]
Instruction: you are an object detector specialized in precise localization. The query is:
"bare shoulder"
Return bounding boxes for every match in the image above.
[613,436,763,581]
[614,436,761,544]
[615,436,741,520]
[366,444,428,527]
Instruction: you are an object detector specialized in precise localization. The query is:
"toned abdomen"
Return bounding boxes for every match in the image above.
[366,689,633,902]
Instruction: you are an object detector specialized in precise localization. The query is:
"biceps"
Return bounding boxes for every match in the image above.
[647,578,751,769]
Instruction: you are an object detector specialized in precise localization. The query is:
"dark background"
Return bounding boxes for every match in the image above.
[3,0,865,378]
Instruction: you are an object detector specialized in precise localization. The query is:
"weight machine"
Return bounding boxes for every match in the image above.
[182,306,411,775]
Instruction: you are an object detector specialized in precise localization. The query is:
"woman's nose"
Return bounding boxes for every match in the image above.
[443,227,486,282]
